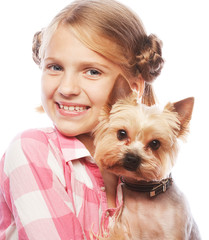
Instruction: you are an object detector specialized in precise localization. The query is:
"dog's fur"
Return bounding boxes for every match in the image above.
[93,77,201,239]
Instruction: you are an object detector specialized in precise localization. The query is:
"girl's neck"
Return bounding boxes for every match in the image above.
[77,133,95,156]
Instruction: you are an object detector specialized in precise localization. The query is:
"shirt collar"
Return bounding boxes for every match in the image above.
[55,128,92,162]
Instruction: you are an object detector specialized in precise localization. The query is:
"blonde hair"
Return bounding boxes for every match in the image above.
[32,0,164,106]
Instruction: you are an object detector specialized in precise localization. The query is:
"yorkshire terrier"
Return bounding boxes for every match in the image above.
[93,77,201,239]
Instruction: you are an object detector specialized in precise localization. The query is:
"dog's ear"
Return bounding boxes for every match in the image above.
[173,97,194,126]
[107,75,133,106]
[165,97,194,137]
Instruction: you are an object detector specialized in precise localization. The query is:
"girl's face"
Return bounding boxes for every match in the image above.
[41,25,123,137]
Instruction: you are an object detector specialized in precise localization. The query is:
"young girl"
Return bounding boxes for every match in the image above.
[0,0,164,239]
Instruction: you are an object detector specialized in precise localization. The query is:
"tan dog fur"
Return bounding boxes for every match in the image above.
[93,77,201,239]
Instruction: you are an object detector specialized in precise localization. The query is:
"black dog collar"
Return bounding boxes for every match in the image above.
[120,176,173,197]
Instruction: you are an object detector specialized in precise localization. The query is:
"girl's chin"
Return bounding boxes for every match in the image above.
[55,123,96,138]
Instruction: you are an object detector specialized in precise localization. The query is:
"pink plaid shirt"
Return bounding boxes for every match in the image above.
[0,128,122,240]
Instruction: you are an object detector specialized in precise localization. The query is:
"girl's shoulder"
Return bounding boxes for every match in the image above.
[3,127,57,160]
[1,127,58,176]
[12,127,56,144]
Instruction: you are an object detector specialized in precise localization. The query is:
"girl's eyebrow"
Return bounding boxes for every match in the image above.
[44,57,112,71]
[44,57,61,62]
[78,61,112,70]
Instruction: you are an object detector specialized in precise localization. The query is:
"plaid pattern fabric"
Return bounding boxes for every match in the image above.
[0,128,122,240]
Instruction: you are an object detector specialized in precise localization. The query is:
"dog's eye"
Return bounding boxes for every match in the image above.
[117,129,128,141]
[149,140,161,150]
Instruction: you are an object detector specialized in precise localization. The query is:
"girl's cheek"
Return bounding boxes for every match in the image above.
[41,74,58,96]
[41,77,48,94]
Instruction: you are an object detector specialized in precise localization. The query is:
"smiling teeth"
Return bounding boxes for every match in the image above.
[59,104,87,112]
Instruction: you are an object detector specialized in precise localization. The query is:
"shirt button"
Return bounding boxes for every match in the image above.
[100,186,106,192]
[106,211,110,217]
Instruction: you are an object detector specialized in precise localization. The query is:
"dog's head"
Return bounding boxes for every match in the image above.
[93,78,194,181]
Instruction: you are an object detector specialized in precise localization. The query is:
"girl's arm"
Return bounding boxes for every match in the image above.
[0,130,84,240]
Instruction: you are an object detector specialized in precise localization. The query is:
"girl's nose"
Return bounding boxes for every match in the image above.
[58,72,81,97]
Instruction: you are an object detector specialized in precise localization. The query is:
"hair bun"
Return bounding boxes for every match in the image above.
[136,34,164,83]
[32,31,42,66]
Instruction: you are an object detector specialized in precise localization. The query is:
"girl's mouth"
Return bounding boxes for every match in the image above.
[57,103,90,112]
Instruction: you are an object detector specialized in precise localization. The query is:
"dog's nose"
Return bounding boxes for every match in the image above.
[123,153,141,171]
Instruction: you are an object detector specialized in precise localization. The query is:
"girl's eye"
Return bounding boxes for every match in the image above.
[47,64,63,72]
[86,69,101,77]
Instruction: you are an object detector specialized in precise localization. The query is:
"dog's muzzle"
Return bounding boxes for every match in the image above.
[123,153,141,171]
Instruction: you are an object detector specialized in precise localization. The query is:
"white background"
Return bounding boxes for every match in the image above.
[0,0,208,238]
